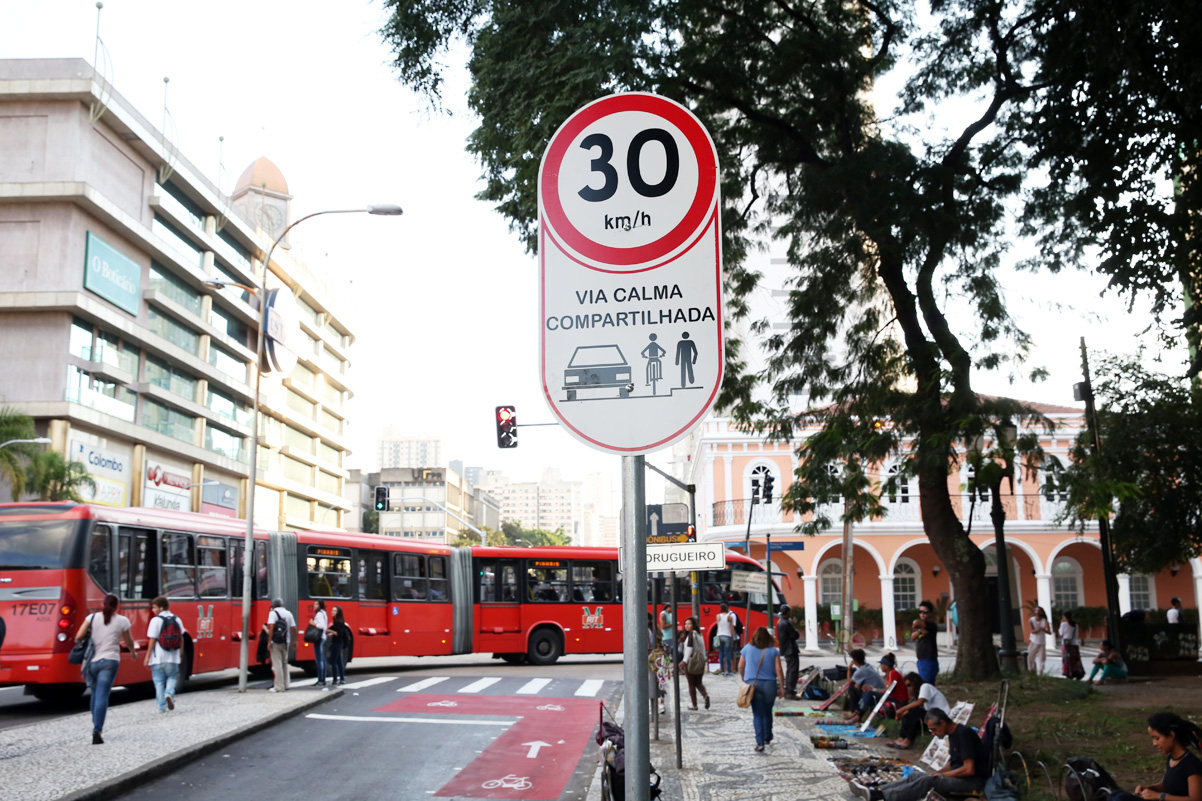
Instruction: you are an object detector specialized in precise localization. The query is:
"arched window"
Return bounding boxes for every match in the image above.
[820,560,843,606]
[1129,575,1156,610]
[885,462,910,505]
[751,464,771,501]
[1052,556,1084,609]
[893,559,920,610]
[1043,462,1068,502]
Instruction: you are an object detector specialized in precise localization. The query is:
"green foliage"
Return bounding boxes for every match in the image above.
[0,408,38,499]
[501,519,572,547]
[1052,606,1108,637]
[378,0,1200,679]
[362,509,379,534]
[1061,354,1202,573]
[25,451,94,502]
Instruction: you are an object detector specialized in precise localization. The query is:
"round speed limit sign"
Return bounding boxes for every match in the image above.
[539,93,724,454]
[540,93,719,270]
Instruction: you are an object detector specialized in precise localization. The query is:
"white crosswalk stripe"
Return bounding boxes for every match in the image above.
[340,676,399,690]
[516,678,553,695]
[397,676,451,692]
[457,677,503,693]
[574,679,604,697]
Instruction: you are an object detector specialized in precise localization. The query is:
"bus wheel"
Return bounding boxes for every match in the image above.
[527,629,562,666]
[28,684,86,704]
[500,653,527,665]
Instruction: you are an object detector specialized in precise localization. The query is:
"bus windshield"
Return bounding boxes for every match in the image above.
[0,519,79,569]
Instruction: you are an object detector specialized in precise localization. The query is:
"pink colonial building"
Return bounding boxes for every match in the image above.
[676,401,1201,652]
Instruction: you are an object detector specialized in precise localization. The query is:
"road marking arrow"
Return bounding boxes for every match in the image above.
[523,740,552,758]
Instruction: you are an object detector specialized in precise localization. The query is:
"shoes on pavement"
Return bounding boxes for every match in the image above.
[849,781,872,801]
[689,706,699,711]
[268,687,278,693]
[92,731,104,745]
[166,695,174,710]
[754,743,764,752]
[704,695,711,709]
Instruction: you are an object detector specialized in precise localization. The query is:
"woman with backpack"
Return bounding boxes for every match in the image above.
[144,595,187,713]
[678,617,711,710]
[326,605,350,686]
[75,593,137,744]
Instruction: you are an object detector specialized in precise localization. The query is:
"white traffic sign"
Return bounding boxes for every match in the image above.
[539,93,723,454]
[729,569,770,594]
[645,541,726,573]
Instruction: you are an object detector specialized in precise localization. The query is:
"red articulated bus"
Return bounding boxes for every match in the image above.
[0,503,783,701]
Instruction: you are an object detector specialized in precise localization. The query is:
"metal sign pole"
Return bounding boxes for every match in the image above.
[622,455,650,801]
[672,576,682,769]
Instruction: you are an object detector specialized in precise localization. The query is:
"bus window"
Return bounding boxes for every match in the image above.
[198,536,227,598]
[571,560,615,603]
[0,517,74,568]
[526,562,568,602]
[428,556,449,602]
[358,553,386,600]
[393,553,427,600]
[254,541,268,599]
[500,563,518,602]
[88,526,112,593]
[702,568,743,604]
[118,531,133,598]
[161,532,196,598]
[307,547,352,598]
[229,539,244,600]
[117,528,154,600]
[478,560,497,602]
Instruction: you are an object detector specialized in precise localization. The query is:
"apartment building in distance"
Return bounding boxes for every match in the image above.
[378,428,441,469]
[0,58,355,529]
[480,468,584,542]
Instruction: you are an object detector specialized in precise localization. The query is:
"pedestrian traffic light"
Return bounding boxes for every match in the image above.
[495,406,517,448]
[374,485,389,511]
[763,474,775,504]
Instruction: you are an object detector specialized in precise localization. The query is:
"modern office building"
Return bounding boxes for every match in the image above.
[377,428,441,469]
[0,58,355,529]
[372,466,499,542]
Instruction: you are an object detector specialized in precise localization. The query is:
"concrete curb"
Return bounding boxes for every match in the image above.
[58,688,343,801]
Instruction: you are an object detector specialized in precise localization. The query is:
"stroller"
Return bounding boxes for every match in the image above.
[597,705,662,801]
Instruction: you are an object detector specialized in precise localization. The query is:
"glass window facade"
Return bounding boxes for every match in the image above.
[141,398,195,443]
[208,344,246,383]
[65,365,136,422]
[147,307,200,355]
[205,424,244,461]
[146,355,197,402]
[285,493,311,520]
[209,303,249,347]
[69,318,93,359]
[152,215,202,269]
[286,390,314,418]
[148,262,202,316]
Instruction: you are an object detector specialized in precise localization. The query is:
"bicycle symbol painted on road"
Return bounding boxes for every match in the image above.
[482,775,533,790]
[427,700,459,707]
[536,703,565,711]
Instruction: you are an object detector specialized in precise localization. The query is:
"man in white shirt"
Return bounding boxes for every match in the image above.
[143,595,187,713]
[263,598,297,692]
[1168,597,1183,625]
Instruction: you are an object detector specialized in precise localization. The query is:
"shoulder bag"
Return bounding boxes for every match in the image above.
[68,613,96,665]
[686,633,707,675]
[736,649,766,708]
[304,623,322,644]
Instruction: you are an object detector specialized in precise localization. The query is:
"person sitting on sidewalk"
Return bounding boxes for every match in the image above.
[843,648,886,725]
[850,708,988,801]
[1088,640,1129,684]
[886,672,950,749]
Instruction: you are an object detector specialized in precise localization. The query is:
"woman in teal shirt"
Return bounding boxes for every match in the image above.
[738,626,785,752]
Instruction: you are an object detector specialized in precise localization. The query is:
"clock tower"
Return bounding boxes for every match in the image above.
[232,156,293,250]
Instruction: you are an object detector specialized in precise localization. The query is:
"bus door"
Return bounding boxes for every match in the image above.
[192,535,231,674]
[390,553,452,654]
[356,551,389,650]
[476,558,522,652]
[569,560,621,654]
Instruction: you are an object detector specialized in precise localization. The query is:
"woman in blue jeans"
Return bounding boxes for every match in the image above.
[326,605,349,686]
[738,626,785,752]
[75,594,137,744]
[310,600,329,688]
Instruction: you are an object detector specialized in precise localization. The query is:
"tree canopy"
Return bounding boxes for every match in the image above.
[0,408,39,500]
[452,520,573,547]
[381,0,1202,678]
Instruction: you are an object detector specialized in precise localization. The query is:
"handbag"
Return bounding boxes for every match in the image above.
[68,613,96,665]
[686,634,707,675]
[304,623,322,644]
[736,650,766,708]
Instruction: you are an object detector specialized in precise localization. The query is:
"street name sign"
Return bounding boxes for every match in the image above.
[766,542,806,552]
[539,93,723,454]
[645,541,726,573]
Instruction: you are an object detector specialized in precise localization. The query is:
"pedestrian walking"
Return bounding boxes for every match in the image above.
[310,599,329,689]
[738,626,784,753]
[1027,605,1052,674]
[1106,713,1202,801]
[715,603,737,676]
[143,595,186,713]
[263,598,297,692]
[776,605,800,698]
[1060,611,1085,680]
[327,605,349,686]
[76,593,136,744]
[679,617,710,710]
[911,600,940,684]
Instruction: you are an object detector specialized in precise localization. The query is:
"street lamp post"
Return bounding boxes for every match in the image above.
[208,204,402,693]
[987,418,1021,674]
[0,437,52,449]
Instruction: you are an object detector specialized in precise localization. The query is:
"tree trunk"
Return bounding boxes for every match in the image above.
[916,456,997,680]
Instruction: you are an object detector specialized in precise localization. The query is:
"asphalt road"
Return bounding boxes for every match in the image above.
[121,655,624,801]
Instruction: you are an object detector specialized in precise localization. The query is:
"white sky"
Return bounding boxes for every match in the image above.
[1,0,1185,498]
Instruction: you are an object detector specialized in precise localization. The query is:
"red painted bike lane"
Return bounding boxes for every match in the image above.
[375,694,600,800]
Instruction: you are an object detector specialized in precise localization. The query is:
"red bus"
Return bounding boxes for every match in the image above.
[0,503,784,700]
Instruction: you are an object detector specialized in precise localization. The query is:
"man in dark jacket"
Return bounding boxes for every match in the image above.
[776,605,801,698]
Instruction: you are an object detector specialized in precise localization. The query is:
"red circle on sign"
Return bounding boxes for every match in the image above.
[540,93,717,268]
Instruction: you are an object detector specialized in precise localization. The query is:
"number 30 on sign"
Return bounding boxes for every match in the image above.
[539,93,724,455]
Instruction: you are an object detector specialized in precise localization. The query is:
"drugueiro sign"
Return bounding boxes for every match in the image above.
[539,93,724,454]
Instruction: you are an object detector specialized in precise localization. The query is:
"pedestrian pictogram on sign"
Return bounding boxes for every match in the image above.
[539,93,724,454]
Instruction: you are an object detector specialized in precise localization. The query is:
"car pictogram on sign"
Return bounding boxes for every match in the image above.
[563,345,631,401]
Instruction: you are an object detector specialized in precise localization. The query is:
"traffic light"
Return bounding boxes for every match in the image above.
[686,524,696,542]
[495,405,517,448]
[763,474,775,504]
[374,485,389,511]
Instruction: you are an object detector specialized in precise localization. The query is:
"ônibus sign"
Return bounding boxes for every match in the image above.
[539,93,724,454]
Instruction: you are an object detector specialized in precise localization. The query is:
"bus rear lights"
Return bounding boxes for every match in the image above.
[57,618,70,629]
[60,605,72,616]
[56,632,67,642]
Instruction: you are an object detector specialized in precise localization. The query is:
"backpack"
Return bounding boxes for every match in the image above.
[157,614,183,651]
[1064,757,1121,801]
[271,613,288,645]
